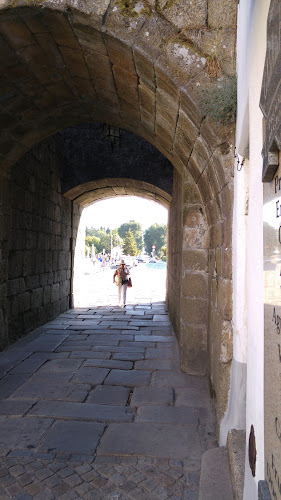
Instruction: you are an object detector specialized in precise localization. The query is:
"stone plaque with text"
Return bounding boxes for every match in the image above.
[264,158,281,498]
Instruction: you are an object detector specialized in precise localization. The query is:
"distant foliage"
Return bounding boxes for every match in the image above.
[118,221,143,253]
[86,227,120,254]
[199,76,237,125]
[144,224,167,257]
[122,230,138,256]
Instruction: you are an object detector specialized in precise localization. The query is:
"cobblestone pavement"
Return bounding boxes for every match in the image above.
[0,288,217,499]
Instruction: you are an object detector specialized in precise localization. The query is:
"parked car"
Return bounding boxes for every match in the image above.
[137,255,148,263]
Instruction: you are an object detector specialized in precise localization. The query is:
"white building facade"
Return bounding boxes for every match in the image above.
[222,0,281,498]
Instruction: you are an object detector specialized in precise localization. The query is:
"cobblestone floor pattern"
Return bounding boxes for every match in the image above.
[0,300,217,499]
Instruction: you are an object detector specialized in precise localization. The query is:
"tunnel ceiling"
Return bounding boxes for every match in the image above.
[57,122,173,196]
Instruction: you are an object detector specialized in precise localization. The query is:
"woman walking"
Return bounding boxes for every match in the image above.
[113,259,131,307]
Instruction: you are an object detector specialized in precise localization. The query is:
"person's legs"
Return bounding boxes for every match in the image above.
[118,284,122,305]
[122,283,128,306]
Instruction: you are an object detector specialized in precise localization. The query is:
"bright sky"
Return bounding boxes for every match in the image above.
[82,197,168,230]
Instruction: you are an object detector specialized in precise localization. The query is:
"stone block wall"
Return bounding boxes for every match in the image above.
[71,203,85,308]
[167,127,234,424]
[167,168,183,337]
[179,170,209,375]
[0,139,73,349]
[0,176,10,348]
[207,156,233,420]
[167,168,210,378]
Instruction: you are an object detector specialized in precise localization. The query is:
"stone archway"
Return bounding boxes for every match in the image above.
[64,178,171,207]
[0,2,236,423]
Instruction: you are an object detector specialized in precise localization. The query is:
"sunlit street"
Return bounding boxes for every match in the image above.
[74,260,167,307]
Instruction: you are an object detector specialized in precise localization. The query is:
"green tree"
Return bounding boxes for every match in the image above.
[85,235,101,252]
[86,228,111,253]
[118,221,143,253]
[122,230,138,256]
[144,224,167,257]
[112,228,122,248]
[86,227,123,254]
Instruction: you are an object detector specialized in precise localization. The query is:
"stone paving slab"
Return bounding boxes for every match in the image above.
[77,314,104,319]
[129,320,157,326]
[153,315,170,321]
[16,338,68,352]
[109,325,140,331]
[129,329,152,335]
[87,385,131,406]
[9,380,91,402]
[65,320,102,326]
[28,352,71,360]
[72,367,110,385]
[6,358,45,375]
[29,334,69,343]
[73,335,126,344]
[36,359,83,373]
[56,344,95,352]
[151,371,207,388]
[148,326,174,333]
[145,348,176,359]
[92,345,145,353]
[101,316,132,321]
[0,400,34,416]
[0,374,31,399]
[98,423,201,460]
[131,387,174,407]
[135,406,199,425]
[39,421,105,455]
[135,335,175,343]
[66,325,105,330]
[29,400,135,422]
[53,334,88,341]
[29,372,74,382]
[135,359,176,371]
[175,388,211,408]
[42,329,74,336]
[119,340,156,348]
[125,310,145,315]
[37,323,69,330]
[111,329,140,335]
[57,335,119,346]
[0,417,54,450]
[85,333,135,342]
[69,350,111,359]
[104,369,152,387]
[0,351,33,377]
[111,351,145,361]
[83,359,133,370]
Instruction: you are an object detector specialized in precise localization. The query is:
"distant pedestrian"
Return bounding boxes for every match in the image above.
[113,259,131,307]
[101,256,107,271]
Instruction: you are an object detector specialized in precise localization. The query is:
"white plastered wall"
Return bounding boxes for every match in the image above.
[244,0,270,497]
[220,0,252,448]
[220,1,270,499]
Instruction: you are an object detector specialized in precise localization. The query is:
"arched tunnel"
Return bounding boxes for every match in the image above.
[0,2,235,423]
